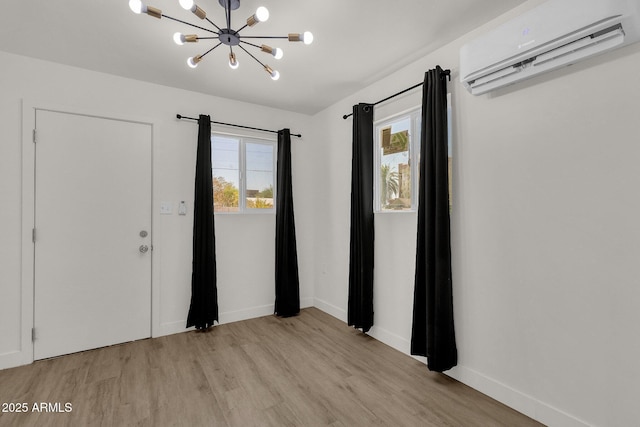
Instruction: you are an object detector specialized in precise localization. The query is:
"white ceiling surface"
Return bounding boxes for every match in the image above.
[0,0,524,114]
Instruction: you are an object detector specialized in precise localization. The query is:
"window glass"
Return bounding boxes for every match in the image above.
[212,136,240,212]
[379,116,412,211]
[211,134,276,213]
[245,142,274,210]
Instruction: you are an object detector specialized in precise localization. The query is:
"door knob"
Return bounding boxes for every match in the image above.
[139,245,149,254]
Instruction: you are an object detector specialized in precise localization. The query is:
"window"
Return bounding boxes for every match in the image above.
[211,133,276,213]
[374,95,452,213]
[375,108,421,212]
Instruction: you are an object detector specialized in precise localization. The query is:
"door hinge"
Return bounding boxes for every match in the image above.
[32,328,36,342]
[33,129,37,143]
[32,228,36,243]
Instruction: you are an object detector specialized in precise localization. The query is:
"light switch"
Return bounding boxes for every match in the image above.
[178,201,187,215]
[160,202,172,215]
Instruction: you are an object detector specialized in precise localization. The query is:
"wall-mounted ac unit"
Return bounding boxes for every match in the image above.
[460,0,640,95]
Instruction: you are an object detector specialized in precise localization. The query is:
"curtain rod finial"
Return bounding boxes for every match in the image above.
[176,114,182,119]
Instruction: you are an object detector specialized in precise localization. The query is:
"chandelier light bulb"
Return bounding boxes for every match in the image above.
[256,7,269,22]
[187,56,201,68]
[264,65,279,80]
[130,1,161,19]
[173,32,185,45]
[179,0,194,10]
[261,45,284,60]
[303,31,314,45]
[129,0,145,14]
[179,0,205,19]
[247,6,269,26]
[228,53,239,69]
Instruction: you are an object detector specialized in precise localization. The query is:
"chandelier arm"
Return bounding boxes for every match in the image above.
[205,17,222,32]
[236,24,248,33]
[239,36,289,39]
[201,42,224,59]
[238,44,266,68]
[162,14,218,35]
[239,40,261,49]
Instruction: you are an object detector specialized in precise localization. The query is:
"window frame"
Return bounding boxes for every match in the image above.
[373,94,452,214]
[211,131,277,215]
[374,105,422,213]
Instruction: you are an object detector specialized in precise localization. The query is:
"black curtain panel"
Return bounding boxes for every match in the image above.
[186,114,219,330]
[411,67,457,372]
[274,128,300,317]
[348,103,375,333]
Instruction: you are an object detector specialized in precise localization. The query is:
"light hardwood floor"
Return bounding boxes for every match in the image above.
[0,308,542,426]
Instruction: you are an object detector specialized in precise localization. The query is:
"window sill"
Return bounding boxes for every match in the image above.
[374,209,416,215]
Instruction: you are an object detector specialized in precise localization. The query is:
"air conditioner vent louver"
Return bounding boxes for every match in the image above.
[460,0,640,95]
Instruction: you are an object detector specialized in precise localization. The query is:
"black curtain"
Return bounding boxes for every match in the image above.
[186,114,219,330]
[411,67,457,372]
[274,129,300,317]
[348,103,375,332]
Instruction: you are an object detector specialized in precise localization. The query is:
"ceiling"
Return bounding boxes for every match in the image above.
[0,0,525,114]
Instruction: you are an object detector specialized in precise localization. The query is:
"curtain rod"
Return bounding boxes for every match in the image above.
[176,114,302,138]
[341,69,451,120]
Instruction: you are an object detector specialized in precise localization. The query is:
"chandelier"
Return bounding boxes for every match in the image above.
[128,0,313,80]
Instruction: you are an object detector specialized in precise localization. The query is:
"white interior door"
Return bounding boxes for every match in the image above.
[34,110,152,360]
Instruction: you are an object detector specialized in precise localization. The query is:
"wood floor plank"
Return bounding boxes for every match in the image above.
[0,308,543,426]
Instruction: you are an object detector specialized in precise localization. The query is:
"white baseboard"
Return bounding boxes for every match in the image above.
[301,296,314,309]
[155,305,274,337]
[312,304,589,427]
[313,297,347,322]
[367,324,412,355]
[155,296,316,338]
[0,350,29,371]
[446,366,590,427]
[155,319,190,337]
[220,304,275,325]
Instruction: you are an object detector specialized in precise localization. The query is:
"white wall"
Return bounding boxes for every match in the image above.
[308,2,640,426]
[0,50,314,368]
[3,2,640,425]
